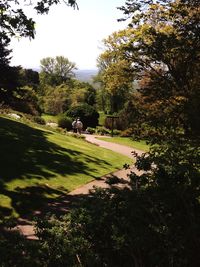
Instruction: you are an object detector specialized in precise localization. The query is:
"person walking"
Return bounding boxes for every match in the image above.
[76,118,83,134]
[72,119,77,133]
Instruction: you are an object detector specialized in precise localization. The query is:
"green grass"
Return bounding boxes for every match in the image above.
[97,136,149,151]
[41,114,58,123]
[0,116,132,218]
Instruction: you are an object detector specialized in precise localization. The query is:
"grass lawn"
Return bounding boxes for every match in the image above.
[97,136,149,152]
[41,114,58,123]
[0,116,132,218]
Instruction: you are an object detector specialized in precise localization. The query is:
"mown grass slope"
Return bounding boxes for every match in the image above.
[97,136,149,151]
[0,116,132,218]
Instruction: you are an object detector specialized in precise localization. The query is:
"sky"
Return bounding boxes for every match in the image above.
[10,0,128,70]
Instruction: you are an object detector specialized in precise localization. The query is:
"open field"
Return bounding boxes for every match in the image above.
[0,116,132,218]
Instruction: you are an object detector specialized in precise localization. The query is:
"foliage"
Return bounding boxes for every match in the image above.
[12,86,41,115]
[97,29,134,113]
[69,80,96,107]
[42,84,71,115]
[40,56,77,86]
[57,115,72,130]
[0,63,22,105]
[1,0,77,43]
[19,68,40,90]
[0,37,40,113]
[119,0,200,143]
[66,103,99,129]
[117,98,142,130]
[96,126,110,135]
[85,127,96,134]
[33,116,46,125]
[120,128,134,137]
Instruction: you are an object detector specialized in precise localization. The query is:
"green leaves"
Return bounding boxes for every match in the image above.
[40,56,77,86]
[1,0,77,41]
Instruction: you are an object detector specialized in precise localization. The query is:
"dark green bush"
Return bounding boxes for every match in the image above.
[66,104,99,129]
[86,127,96,134]
[33,116,46,125]
[112,129,121,136]
[57,115,72,130]
[120,128,133,137]
[96,126,110,135]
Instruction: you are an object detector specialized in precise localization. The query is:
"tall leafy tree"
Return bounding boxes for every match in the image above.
[97,29,134,113]
[40,56,77,86]
[119,0,200,143]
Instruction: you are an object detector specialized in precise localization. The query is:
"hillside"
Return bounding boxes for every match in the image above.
[74,69,98,83]
[0,116,131,218]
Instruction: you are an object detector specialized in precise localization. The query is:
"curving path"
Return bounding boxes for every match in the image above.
[69,134,144,195]
[16,134,145,238]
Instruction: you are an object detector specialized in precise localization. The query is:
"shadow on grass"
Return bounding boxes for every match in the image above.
[0,117,112,218]
[0,183,67,218]
[1,117,87,182]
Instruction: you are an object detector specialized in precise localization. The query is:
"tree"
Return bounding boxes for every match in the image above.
[97,29,134,113]
[70,80,96,106]
[0,0,77,43]
[0,0,77,108]
[119,0,200,143]
[40,56,77,86]
[42,84,72,114]
[19,68,40,90]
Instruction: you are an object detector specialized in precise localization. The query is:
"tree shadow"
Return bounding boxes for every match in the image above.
[0,117,112,218]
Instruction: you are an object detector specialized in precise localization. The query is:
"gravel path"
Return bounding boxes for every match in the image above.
[16,134,145,238]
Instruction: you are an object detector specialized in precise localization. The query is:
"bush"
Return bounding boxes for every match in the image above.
[57,115,72,130]
[120,128,133,137]
[112,129,121,136]
[66,104,99,129]
[96,126,110,135]
[86,127,96,134]
[33,116,46,125]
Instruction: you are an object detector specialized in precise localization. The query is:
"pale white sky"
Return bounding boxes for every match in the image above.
[10,0,127,70]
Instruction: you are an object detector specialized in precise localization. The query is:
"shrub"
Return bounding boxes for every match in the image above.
[66,104,99,129]
[112,129,121,136]
[57,115,72,130]
[120,128,133,137]
[86,127,96,134]
[96,126,110,135]
[33,116,46,125]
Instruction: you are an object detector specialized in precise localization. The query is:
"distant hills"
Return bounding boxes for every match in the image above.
[32,68,98,84]
[74,69,98,83]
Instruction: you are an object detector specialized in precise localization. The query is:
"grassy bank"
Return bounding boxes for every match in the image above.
[0,116,132,218]
[97,136,149,151]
